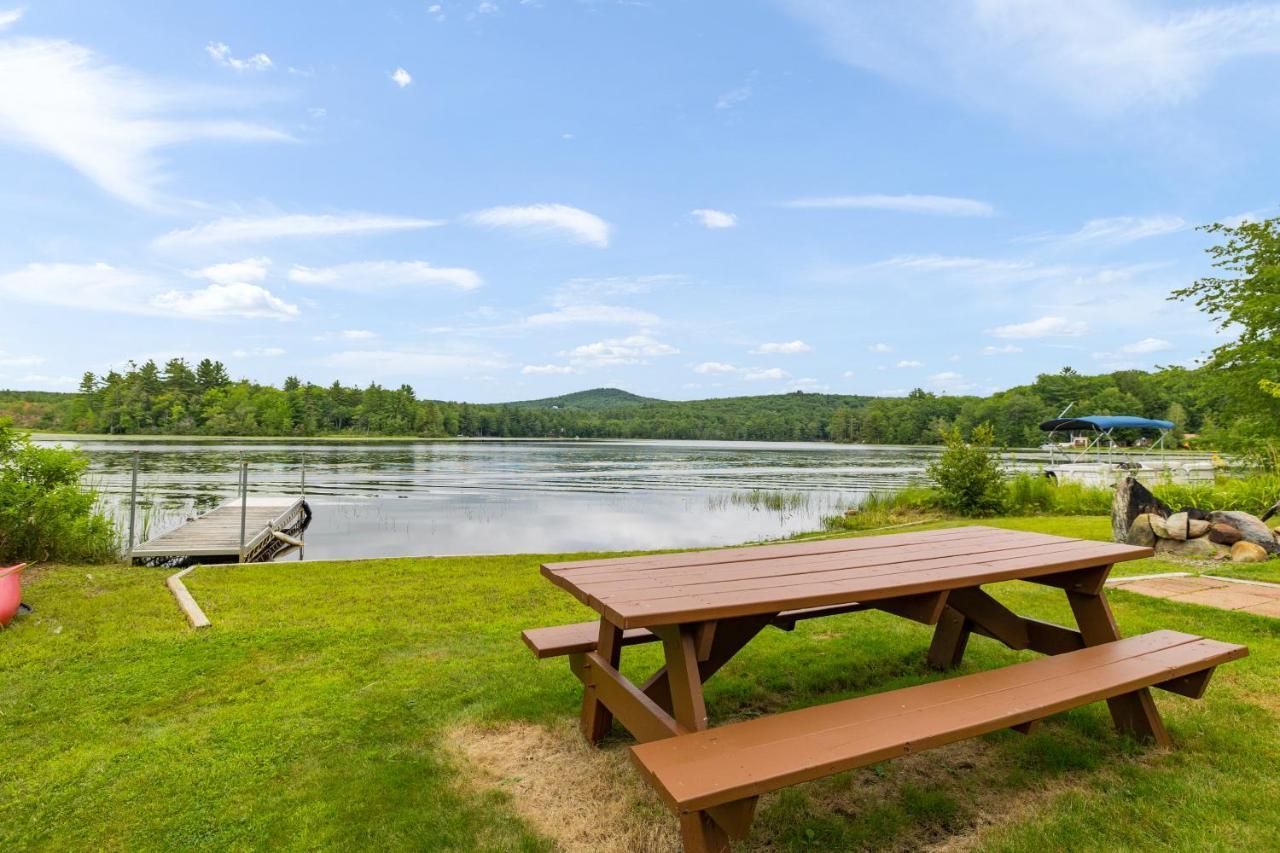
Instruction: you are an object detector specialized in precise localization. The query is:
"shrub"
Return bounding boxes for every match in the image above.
[0,419,117,563]
[926,423,1006,516]
[1005,473,1114,515]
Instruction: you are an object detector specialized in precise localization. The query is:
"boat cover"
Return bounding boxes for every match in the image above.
[1039,416,1175,432]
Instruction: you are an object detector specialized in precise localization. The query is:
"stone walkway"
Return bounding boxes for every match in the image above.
[1108,573,1280,618]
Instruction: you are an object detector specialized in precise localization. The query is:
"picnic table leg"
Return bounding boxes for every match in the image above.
[1067,588,1171,747]
[680,811,731,853]
[926,606,971,670]
[643,614,774,716]
[652,623,710,731]
[580,617,624,743]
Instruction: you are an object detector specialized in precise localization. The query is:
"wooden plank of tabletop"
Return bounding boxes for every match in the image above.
[544,525,1004,574]
[568,532,1083,593]
[603,541,1148,627]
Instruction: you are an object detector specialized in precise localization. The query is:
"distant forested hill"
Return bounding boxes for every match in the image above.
[507,388,660,409]
[0,358,1233,447]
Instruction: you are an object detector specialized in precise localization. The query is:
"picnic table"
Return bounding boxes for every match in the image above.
[523,525,1247,852]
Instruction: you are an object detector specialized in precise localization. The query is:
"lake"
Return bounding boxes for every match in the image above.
[42,438,1055,560]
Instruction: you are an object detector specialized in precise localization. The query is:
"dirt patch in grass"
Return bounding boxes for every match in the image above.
[448,720,680,852]
[448,718,1124,852]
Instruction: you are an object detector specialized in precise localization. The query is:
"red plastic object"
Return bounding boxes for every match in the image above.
[0,563,26,628]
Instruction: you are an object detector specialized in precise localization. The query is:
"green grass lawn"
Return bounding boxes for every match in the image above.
[2,517,1277,851]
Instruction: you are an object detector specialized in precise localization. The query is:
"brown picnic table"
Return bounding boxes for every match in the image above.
[522,525,1248,852]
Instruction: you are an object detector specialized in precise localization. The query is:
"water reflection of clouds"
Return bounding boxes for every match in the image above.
[54,439,1054,560]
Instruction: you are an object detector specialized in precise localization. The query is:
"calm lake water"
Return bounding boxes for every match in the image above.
[42,438,1055,560]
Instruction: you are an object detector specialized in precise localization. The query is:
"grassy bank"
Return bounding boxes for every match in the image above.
[2,517,1277,850]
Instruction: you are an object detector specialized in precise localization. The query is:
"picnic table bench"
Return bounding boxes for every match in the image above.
[523,526,1247,852]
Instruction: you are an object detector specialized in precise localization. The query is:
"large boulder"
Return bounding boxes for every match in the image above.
[1230,541,1270,563]
[1111,477,1172,542]
[1155,537,1218,559]
[1208,523,1244,546]
[1207,511,1278,555]
[1125,514,1156,547]
[1162,512,1211,540]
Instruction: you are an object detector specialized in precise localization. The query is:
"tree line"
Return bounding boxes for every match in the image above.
[0,358,1236,448]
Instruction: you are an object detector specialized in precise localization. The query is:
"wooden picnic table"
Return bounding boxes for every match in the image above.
[525,525,1248,851]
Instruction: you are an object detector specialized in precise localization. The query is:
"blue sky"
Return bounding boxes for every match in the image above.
[1,0,1277,402]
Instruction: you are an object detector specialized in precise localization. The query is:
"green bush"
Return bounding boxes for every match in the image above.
[926,423,1006,516]
[0,419,117,563]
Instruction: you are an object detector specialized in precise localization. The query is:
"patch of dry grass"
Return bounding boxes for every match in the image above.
[449,720,680,852]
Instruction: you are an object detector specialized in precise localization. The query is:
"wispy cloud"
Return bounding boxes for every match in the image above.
[390,67,412,87]
[896,359,924,368]
[715,82,752,110]
[525,303,659,328]
[521,363,577,375]
[982,344,1023,355]
[783,194,994,217]
[0,35,288,207]
[205,42,272,72]
[1121,337,1173,354]
[0,8,22,30]
[288,260,482,291]
[691,208,738,229]
[868,342,892,353]
[155,213,442,249]
[986,315,1088,339]
[0,262,297,320]
[341,329,378,340]
[1037,215,1188,246]
[776,0,1280,120]
[751,340,812,354]
[464,203,611,247]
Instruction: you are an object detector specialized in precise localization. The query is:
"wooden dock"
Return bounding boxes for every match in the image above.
[131,496,308,565]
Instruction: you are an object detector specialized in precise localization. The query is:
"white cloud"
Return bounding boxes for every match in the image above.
[288,260,482,291]
[0,8,22,30]
[1121,337,1173,354]
[1045,215,1187,245]
[694,361,739,374]
[464,203,611,247]
[565,335,678,366]
[987,315,1089,339]
[155,213,442,249]
[784,194,994,217]
[868,342,892,353]
[715,83,752,110]
[691,208,738,229]
[842,370,856,378]
[231,347,286,357]
[777,1,1280,120]
[743,367,791,381]
[521,364,577,375]
[0,261,297,320]
[982,344,1023,355]
[752,340,812,355]
[896,359,924,368]
[341,329,378,340]
[152,282,298,320]
[194,257,270,283]
[0,36,289,207]
[390,67,412,87]
[205,42,272,72]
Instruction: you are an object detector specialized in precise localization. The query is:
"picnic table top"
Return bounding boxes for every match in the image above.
[542,525,1151,629]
